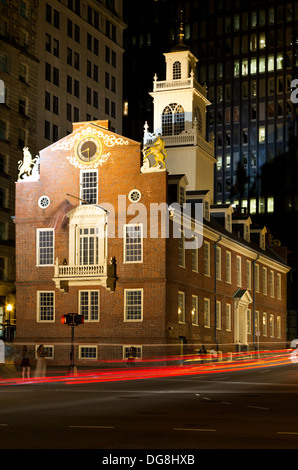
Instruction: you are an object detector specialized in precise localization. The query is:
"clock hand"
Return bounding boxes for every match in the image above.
[81,148,90,160]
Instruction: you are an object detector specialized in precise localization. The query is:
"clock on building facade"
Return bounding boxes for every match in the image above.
[74,135,103,164]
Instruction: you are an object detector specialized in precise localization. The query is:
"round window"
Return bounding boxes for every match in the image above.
[128,189,141,203]
[38,196,50,209]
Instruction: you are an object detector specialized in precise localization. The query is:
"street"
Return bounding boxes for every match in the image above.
[1,358,298,454]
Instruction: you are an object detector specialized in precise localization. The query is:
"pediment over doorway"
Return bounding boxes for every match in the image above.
[233,289,253,305]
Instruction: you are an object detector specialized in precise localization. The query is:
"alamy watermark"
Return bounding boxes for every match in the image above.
[291,79,298,103]
[97,196,203,250]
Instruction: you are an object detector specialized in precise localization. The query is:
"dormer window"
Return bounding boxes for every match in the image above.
[204,200,210,221]
[162,103,185,136]
[244,223,250,242]
[173,61,181,79]
[179,184,186,206]
[261,232,265,250]
[226,213,232,232]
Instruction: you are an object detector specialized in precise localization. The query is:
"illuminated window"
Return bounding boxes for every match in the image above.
[277,316,281,338]
[226,251,231,283]
[250,198,257,214]
[263,312,267,336]
[79,290,99,322]
[250,59,257,74]
[259,127,265,142]
[124,289,143,321]
[268,197,274,213]
[204,298,210,327]
[216,301,221,330]
[124,224,143,263]
[236,256,242,287]
[226,304,232,331]
[270,314,274,338]
[80,170,98,205]
[173,61,181,79]
[37,291,54,322]
[246,260,251,289]
[247,309,252,334]
[162,103,185,136]
[263,267,267,295]
[204,241,210,276]
[178,291,185,323]
[277,273,281,300]
[37,229,54,266]
[192,295,199,326]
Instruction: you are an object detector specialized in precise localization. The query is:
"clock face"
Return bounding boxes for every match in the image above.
[75,135,103,164]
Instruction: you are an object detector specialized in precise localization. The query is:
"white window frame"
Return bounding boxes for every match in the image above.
[37,291,55,323]
[204,298,211,328]
[80,169,98,205]
[124,223,143,263]
[270,314,274,338]
[255,263,260,292]
[277,273,281,300]
[246,260,251,290]
[36,228,54,266]
[192,241,198,272]
[204,241,210,276]
[216,301,221,330]
[226,303,232,331]
[191,295,199,326]
[247,308,252,334]
[79,345,98,360]
[236,255,242,287]
[270,270,274,298]
[255,310,260,332]
[79,290,100,322]
[263,312,267,337]
[226,251,231,283]
[263,267,267,295]
[124,288,143,322]
[178,230,185,268]
[277,316,281,338]
[178,291,185,323]
[216,246,222,280]
[123,345,142,360]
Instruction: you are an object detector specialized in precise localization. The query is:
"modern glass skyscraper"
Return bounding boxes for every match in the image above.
[123,0,298,336]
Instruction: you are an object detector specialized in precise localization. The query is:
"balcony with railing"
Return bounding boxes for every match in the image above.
[53,258,107,292]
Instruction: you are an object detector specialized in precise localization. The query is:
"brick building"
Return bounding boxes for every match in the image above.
[14,118,289,366]
[14,39,290,366]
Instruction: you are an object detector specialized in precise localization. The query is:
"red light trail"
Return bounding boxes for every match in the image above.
[0,349,294,387]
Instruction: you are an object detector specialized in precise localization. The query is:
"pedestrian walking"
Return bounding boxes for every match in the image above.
[210,346,218,365]
[34,344,47,378]
[20,345,31,379]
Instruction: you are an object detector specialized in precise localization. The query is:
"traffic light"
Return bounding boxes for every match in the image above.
[74,314,84,325]
[61,313,84,325]
[61,314,72,325]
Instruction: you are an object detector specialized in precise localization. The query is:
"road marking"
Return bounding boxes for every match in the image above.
[69,425,115,429]
[174,428,216,432]
[258,370,271,374]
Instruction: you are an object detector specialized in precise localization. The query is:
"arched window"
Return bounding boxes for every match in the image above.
[173,61,181,79]
[162,103,185,136]
[195,107,203,134]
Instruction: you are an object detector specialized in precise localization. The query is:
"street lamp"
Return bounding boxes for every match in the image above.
[5,304,13,342]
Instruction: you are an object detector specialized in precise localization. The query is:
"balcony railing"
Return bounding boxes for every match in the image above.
[53,258,107,291]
